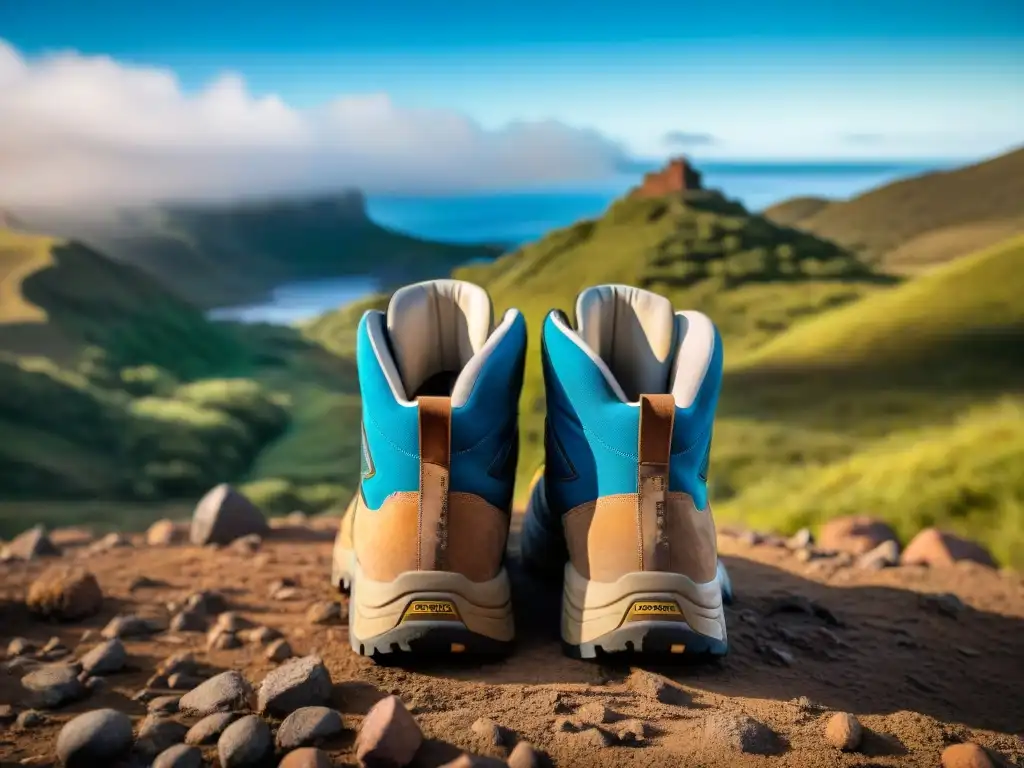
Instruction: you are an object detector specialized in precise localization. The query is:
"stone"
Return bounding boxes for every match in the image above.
[15,709,44,729]
[137,715,190,758]
[0,704,15,723]
[279,747,334,768]
[25,566,103,620]
[902,528,996,568]
[700,713,780,755]
[208,628,243,651]
[56,708,133,767]
[824,712,862,751]
[79,638,126,676]
[508,741,545,768]
[276,706,344,750]
[20,663,86,708]
[85,531,131,555]
[257,655,332,716]
[787,528,814,549]
[171,609,208,632]
[215,611,255,633]
[157,651,200,678]
[266,638,294,662]
[356,695,423,768]
[185,711,239,745]
[439,756,508,768]
[819,516,898,555]
[1,525,61,560]
[243,626,282,645]
[102,614,159,639]
[190,483,269,546]
[306,601,342,624]
[178,670,255,716]
[7,637,35,657]
[941,743,995,767]
[857,540,901,570]
[147,518,184,546]
[185,589,230,615]
[153,743,204,768]
[167,674,203,692]
[218,714,274,767]
[148,695,182,715]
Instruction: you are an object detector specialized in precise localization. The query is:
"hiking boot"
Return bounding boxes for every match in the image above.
[332,279,525,658]
[520,284,732,659]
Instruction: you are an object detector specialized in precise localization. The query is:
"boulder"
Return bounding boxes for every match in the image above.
[818,516,898,555]
[190,484,269,546]
[1,525,61,561]
[902,528,996,568]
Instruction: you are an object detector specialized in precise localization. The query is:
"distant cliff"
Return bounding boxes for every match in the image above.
[11,191,500,308]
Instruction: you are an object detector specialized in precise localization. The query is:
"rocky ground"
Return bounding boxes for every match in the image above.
[1,492,1022,767]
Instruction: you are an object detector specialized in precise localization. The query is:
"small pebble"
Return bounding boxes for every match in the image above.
[824,712,862,751]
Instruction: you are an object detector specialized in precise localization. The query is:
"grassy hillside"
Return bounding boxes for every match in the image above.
[764,146,1024,269]
[15,194,502,308]
[0,228,251,376]
[712,236,1024,565]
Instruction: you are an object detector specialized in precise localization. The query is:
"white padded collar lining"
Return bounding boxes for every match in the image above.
[554,284,715,407]
[366,279,519,408]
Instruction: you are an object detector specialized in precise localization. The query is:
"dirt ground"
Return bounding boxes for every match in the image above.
[1,516,1022,768]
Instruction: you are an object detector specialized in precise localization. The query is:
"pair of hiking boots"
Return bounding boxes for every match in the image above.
[331,279,732,660]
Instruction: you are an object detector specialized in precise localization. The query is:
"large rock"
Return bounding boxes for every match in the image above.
[178,670,254,716]
[21,664,87,708]
[356,695,423,768]
[56,709,134,768]
[25,565,103,620]
[79,638,126,676]
[276,706,344,750]
[941,742,995,767]
[257,655,332,717]
[185,712,239,745]
[902,528,996,568]
[137,715,190,759]
[1,525,61,561]
[818,516,898,555]
[190,484,269,546]
[218,714,274,767]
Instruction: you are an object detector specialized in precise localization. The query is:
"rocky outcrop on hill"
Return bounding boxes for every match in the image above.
[633,157,704,198]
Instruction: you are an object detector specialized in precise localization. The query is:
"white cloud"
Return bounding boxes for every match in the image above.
[0,40,630,207]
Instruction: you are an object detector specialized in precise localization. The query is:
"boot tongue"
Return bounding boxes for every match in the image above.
[386,279,494,398]
[575,284,677,401]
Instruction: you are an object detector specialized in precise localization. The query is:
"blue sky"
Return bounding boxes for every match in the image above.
[0,0,1021,205]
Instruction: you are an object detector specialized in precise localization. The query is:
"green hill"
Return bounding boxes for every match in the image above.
[764,146,1024,270]
[714,236,1024,565]
[15,194,502,308]
[0,228,250,376]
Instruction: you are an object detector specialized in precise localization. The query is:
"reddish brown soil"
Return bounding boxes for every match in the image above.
[1,518,1022,768]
